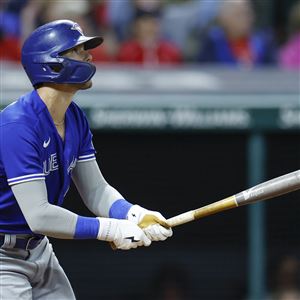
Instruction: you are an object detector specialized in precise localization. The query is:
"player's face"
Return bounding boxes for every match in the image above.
[62,44,94,90]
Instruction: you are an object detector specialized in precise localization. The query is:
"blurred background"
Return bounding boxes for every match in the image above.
[1,0,300,299]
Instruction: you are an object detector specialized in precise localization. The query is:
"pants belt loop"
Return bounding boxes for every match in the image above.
[10,235,16,248]
[25,237,35,251]
[1,234,16,249]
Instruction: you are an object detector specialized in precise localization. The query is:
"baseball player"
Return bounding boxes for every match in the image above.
[0,19,172,300]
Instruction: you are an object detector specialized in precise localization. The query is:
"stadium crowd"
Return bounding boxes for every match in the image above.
[1,0,300,69]
[1,1,300,300]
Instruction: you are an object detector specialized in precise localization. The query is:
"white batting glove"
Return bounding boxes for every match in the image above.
[97,217,151,250]
[127,205,173,242]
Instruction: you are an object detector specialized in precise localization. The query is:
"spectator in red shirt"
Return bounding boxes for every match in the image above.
[89,0,119,63]
[0,0,23,62]
[117,8,182,66]
[0,29,21,61]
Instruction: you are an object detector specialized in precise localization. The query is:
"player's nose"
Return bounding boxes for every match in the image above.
[85,52,93,63]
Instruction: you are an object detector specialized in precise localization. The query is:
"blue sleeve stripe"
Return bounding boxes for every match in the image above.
[74,216,99,239]
[109,199,133,219]
[77,157,96,163]
[8,176,45,186]
[7,173,45,182]
[77,154,96,163]
[78,154,95,159]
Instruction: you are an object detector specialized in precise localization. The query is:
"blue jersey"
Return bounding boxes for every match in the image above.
[0,90,96,234]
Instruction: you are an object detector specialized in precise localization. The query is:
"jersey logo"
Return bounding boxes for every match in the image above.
[43,137,51,148]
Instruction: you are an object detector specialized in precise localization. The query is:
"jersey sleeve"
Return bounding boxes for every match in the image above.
[1,123,44,186]
[77,110,96,163]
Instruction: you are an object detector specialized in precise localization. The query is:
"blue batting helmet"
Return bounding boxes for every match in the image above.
[21,19,103,86]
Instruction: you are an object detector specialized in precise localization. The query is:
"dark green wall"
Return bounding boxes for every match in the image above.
[52,131,300,300]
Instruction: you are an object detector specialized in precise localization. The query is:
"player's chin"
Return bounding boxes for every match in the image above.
[79,80,93,90]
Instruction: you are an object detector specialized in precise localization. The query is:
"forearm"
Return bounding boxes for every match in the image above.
[23,200,77,239]
[71,161,172,244]
[72,160,132,218]
[12,181,99,239]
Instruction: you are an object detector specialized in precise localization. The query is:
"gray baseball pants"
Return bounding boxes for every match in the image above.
[0,236,76,300]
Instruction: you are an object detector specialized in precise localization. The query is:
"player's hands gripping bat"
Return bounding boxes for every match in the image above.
[97,217,151,250]
[127,205,173,241]
[166,169,300,227]
[107,205,172,250]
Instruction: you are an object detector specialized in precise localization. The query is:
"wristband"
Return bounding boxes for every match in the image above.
[109,199,133,219]
[74,216,99,239]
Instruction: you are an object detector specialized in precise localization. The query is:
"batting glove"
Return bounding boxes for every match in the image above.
[97,217,151,250]
[127,205,173,241]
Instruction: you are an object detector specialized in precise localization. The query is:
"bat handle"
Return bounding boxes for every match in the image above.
[167,210,196,227]
[166,196,238,228]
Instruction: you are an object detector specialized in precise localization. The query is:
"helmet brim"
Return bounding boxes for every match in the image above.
[78,36,104,50]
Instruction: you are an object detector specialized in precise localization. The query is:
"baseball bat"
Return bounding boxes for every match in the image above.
[166,169,300,228]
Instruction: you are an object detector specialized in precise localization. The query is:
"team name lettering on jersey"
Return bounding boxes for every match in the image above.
[43,153,59,175]
[67,156,77,174]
